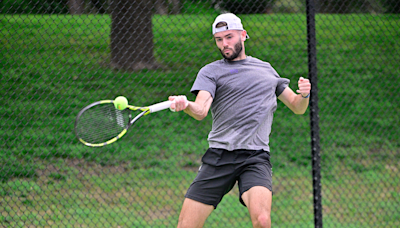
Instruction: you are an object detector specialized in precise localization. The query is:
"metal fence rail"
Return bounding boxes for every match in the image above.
[1,0,399,227]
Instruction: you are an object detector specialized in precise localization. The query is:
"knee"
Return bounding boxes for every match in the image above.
[253,214,271,228]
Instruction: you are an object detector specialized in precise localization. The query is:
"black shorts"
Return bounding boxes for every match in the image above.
[185,148,273,209]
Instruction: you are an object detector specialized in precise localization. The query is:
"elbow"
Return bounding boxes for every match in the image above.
[293,108,307,115]
[194,113,208,121]
[294,111,306,115]
[194,116,204,121]
[196,109,209,120]
[294,110,306,115]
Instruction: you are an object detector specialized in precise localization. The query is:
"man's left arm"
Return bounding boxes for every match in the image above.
[278,77,311,114]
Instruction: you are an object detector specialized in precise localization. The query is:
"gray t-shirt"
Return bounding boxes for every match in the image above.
[191,56,290,152]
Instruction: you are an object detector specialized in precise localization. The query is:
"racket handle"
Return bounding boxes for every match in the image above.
[148,100,173,113]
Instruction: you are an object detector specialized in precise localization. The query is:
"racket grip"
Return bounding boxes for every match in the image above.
[148,100,173,113]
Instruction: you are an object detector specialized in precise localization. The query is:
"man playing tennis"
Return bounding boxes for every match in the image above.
[170,13,311,228]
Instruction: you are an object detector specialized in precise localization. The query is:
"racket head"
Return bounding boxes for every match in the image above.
[74,100,133,147]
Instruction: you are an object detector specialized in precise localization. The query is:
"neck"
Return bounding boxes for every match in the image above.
[232,53,246,61]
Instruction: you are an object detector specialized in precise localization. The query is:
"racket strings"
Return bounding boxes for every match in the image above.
[76,103,131,144]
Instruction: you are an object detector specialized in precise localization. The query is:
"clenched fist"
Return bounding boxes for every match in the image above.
[169,95,189,112]
[296,77,311,98]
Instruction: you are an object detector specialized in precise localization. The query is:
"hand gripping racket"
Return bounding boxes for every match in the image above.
[74,100,172,147]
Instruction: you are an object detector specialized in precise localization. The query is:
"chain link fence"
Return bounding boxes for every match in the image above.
[1,0,399,227]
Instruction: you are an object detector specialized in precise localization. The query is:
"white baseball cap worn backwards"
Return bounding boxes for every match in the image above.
[212,13,250,39]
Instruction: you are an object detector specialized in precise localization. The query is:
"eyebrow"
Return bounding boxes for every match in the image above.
[214,33,234,39]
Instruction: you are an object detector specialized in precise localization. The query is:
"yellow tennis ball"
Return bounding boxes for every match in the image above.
[114,96,128,110]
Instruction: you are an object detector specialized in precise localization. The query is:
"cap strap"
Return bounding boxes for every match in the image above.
[214,26,229,33]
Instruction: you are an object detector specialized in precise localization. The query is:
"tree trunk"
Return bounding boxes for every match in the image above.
[68,0,84,14]
[154,0,168,15]
[110,0,158,71]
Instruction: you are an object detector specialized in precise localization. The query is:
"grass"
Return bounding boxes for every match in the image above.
[1,13,399,227]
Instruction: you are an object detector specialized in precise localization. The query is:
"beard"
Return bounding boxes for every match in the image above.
[220,41,243,61]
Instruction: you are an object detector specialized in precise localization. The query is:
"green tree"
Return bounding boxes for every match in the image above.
[219,0,275,14]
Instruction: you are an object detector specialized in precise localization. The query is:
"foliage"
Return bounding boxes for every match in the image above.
[383,0,400,13]
[316,0,399,14]
[1,0,399,15]
[219,0,275,14]
[0,0,69,14]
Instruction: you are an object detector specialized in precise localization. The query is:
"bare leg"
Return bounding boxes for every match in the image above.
[241,186,272,228]
[177,198,214,228]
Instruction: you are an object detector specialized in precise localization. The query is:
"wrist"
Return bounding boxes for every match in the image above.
[301,93,310,98]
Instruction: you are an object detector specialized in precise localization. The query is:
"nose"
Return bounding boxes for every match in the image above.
[222,38,229,47]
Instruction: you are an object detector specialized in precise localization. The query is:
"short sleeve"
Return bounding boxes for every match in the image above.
[276,78,290,96]
[190,66,217,98]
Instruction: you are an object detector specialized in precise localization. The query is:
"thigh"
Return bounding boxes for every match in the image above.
[177,198,214,228]
[241,186,272,227]
[241,186,272,211]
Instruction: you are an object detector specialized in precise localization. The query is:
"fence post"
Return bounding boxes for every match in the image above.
[306,0,323,227]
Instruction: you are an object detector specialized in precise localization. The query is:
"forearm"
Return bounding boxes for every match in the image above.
[291,94,309,114]
[278,88,310,114]
[183,101,209,120]
[278,77,311,114]
[171,90,213,120]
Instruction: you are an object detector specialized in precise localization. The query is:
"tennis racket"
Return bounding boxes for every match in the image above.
[74,99,172,147]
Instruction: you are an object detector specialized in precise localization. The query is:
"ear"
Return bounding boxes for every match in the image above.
[241,30,248,41]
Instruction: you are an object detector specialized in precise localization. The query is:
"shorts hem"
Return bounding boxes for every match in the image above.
[239,185,273,207]
[185,194,218,209]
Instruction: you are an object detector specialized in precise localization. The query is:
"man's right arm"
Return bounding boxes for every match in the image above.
[169,90,213,121]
